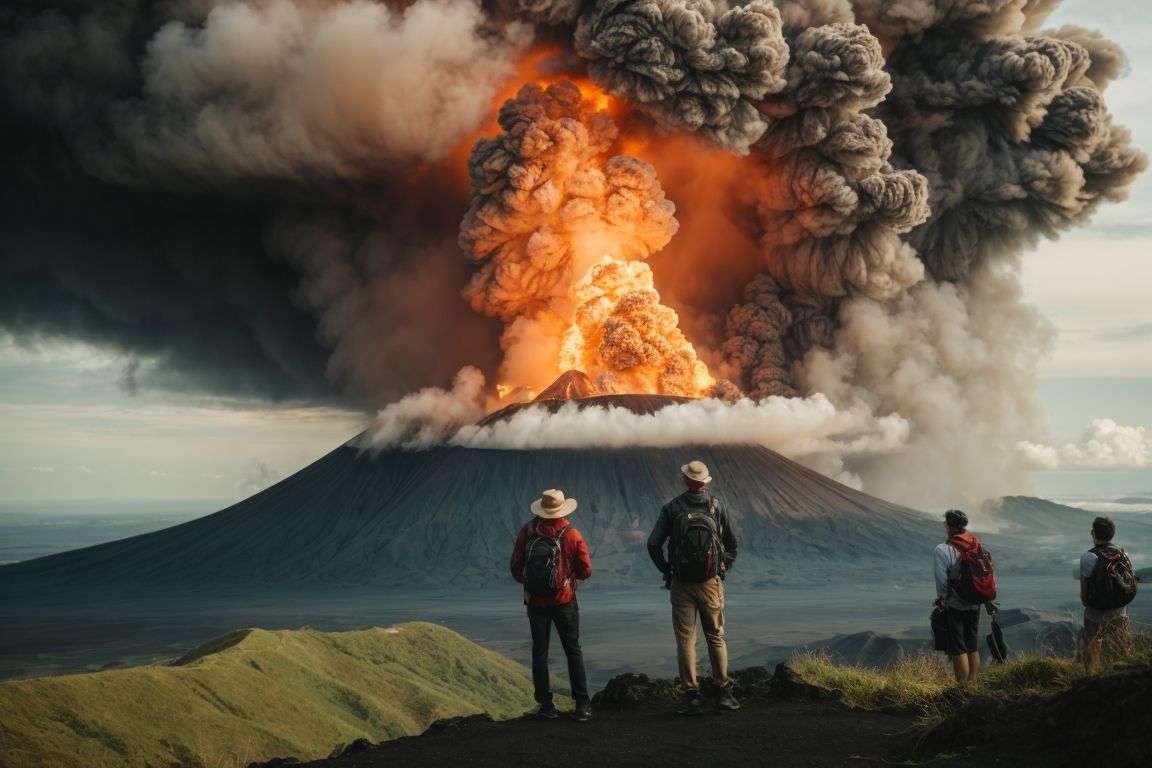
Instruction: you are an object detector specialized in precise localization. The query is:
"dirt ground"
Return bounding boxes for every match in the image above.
[283,697,1050,768]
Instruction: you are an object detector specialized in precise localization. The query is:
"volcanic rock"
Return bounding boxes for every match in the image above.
[920,668,1152,766]
[531,369,599,401]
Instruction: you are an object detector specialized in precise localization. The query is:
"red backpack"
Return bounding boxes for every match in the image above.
[948,534,997,604]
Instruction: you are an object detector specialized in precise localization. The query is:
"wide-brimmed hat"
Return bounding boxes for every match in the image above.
[531,489,577,519]
[681,460,712,484]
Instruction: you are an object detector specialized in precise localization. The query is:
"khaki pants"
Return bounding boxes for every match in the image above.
[670,575,729,690]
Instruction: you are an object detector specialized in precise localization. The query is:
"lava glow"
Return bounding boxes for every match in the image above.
[459,74,717,399]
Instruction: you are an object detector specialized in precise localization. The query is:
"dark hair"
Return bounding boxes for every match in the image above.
[944,509,968,532]
[1092,516,1116,542]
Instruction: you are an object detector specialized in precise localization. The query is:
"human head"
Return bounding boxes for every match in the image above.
[1092,516,1115,543]
[944,509,968,534]
[531,489,577,519]
[681,460,711,492]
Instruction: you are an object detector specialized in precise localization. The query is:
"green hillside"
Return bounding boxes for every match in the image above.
[0,622,538,768]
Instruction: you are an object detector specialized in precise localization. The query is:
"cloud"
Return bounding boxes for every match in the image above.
[1094,323,1152,343]
[234,459,281,494]
[30,466,55,473]
[1017,418,1152,470]
[361,366,910,490]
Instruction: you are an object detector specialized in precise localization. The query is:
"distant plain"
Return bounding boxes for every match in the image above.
[2,500,1149,688]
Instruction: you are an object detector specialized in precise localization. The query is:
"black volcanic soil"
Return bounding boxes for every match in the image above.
[258,663,1152,768]
[257,665,1095,768]
[278,698,1043,768]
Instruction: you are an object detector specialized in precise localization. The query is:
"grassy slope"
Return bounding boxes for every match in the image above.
[0,622,536,768]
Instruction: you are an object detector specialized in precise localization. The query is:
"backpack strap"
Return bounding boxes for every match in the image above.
[533,519,570,542]
[709,495,723,545]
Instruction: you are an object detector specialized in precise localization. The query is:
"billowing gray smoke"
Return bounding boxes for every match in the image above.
[574,0,790,152]
[0,0,528,404]
[0,0,1145,507]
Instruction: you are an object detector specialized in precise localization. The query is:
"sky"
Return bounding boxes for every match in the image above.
[0,0,1149,509]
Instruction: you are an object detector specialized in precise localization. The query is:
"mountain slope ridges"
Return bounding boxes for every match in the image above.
[0,440,937,591]
[0,623,536,768]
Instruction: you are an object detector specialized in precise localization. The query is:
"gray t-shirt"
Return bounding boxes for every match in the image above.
[934,541,979,611]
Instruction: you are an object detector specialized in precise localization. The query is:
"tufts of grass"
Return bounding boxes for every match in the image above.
[789,649,952,712]
[788,629,1152,724]
[1115,628,1152,669]
[980,655,1081,696]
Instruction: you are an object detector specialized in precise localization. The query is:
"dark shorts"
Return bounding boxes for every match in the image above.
[942,606,980,655]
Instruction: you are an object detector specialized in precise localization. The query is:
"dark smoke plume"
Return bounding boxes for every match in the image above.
[0,0,1145,507]
[574,0,791,153]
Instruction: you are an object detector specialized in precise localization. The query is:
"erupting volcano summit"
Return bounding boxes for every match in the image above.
[0,0,1146,506]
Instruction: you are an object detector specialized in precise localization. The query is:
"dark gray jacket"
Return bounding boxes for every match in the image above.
[647,490,738,577]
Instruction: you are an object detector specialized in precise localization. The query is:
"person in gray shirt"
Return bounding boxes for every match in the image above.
[1080,516,1132,650]
[933,509,983,684]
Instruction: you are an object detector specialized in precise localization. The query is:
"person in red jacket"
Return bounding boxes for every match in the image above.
[510,488,593,722]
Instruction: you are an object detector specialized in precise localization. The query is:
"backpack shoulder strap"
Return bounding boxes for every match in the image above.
[708,495,723,540]
[532,520,567,542]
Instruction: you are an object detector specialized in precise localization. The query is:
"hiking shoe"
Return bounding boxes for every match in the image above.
[534,703,559,720]
[717,686,741,711]
[573,701,592,723]
[677,691,704,716]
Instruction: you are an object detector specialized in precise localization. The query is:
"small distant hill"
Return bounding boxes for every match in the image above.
[981,496,1095,532]
[0,623,536,768]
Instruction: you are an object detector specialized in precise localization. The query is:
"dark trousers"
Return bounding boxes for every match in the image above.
[527,599,589,704]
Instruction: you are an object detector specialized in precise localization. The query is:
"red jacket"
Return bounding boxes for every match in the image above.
[510,517,592,606]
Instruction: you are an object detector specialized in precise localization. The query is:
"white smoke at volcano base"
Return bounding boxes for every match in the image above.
[361,368,909,490]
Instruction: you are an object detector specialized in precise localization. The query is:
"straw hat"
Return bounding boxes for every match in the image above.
[531,489,578,519]
[681,460,712,484]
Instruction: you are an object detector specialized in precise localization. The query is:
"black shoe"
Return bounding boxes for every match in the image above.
[677,691,704,716]
[535,703,559,720]
[573,701,592,722]
[717,685,741,711]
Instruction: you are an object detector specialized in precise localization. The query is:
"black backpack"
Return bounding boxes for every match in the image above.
[522,522,571,597]
[1086,545,1139,610]
[671,496,723,582]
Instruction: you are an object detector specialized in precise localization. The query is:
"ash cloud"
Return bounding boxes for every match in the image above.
[1,0,1146,508]
[0,0,524,405]
[574,0,791,153]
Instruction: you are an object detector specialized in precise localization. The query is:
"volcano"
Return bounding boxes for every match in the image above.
[0,382,937,596]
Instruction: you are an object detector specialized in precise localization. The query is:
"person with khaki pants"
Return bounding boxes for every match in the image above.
[647,460,740,714]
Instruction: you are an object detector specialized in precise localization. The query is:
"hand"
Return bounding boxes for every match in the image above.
[933,597,945,610]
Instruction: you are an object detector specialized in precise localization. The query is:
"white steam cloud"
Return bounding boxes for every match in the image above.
[1017,419,1152,471]
[362,366,910,490]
